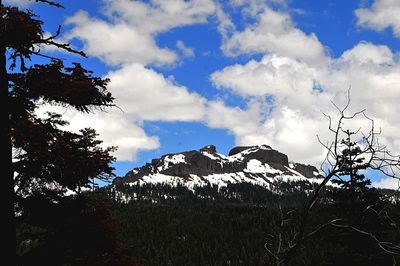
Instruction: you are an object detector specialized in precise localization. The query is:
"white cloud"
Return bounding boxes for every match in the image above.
[46,63,208,161]
[210,41,400,165]
[36,106,160,162]
[61,0,217,160]
[373,177,400,189]
[65,11,177,66]
[211,5,400,164]
[4,0,31,7]
[59,110,160,161]
[205,100,262,136]
[229,0,288,16]
[60,0,400,174]
[65,0,216,66]
[103,0,216,35]
[211,54,320,102]
[355,0,400,37]
[221,6,328,66]
[205,101,327,164]
[108,63,206,121]
[324,43,400,124]
[176,40,195,57]
[214,3,236,43]
[339,41,394,65]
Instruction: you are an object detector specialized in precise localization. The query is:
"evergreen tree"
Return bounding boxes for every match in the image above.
[0,1,120,263]
[331,128,372,203]
[274,95,400,265]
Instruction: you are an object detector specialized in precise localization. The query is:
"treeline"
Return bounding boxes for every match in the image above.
[109,179,319,205]
[95,181,400,265]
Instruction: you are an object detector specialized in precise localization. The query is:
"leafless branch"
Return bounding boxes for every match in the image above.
[32,0,64,8]
[273,89,400,264]
[329,222,400,255]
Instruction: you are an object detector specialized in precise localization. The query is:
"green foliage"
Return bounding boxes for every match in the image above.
[106,182,400,265]
[113,180,316,205]
[113,200,281,265]
[331,129,371,203]
[0,1,136,264]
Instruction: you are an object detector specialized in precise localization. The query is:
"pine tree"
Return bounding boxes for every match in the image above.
[1,1,117,263]
[332,129,371,203]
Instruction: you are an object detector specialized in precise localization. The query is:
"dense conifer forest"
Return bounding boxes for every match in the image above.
[89,182,400,265]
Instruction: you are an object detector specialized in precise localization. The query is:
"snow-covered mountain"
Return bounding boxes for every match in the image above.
[114,145,324,190]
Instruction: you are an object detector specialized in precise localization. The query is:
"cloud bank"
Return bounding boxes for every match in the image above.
[39,0,400,186]
[58,0,218,160]
[356,0,400,37]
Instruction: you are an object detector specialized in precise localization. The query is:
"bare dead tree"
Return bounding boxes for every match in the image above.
[265,90,400,265]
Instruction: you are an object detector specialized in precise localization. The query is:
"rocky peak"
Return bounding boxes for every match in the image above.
[118,144,323,187]
[200,145,217,154]
[228,145,271,156]
[291,163,322,178]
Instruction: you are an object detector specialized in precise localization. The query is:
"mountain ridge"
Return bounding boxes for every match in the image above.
[114,144,323,190]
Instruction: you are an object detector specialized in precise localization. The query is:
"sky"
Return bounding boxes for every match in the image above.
[6,0,400,189]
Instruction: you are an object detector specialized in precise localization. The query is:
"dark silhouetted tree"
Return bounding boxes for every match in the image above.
[265,91,400,265]
[0,0,129,264]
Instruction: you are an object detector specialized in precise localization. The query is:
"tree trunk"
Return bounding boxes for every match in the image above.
[0,0,16,262]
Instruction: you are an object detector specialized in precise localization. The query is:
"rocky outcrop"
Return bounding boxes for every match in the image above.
[119,144,323,186]
[245,148,288,167]
[162,151,224,177]
[200,145,217,154]
[228,146,254,156]
[292,163,322,178]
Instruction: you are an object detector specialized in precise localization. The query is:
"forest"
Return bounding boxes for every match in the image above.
[3,0,400,265]
[106,181,400,265]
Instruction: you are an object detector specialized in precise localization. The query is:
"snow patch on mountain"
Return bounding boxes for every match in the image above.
[114,144,324,191]
[244,159,282,174]
[166,154,186,164]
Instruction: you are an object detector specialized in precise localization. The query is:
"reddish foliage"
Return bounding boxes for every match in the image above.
[0,1,136,264]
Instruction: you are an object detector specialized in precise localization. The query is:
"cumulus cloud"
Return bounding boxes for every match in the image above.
[339,41,395,65]
[205,100,262,136]
[4,0,31,7]
[102,0,216,34]
[60,110,160,161]
[355,0,400,37]
[373,177,400,189]
[108,63,206,121]
[47,63,208,161]
[214,3,236,43]
[62,0,217,161]
[65,11,177,66]
[221,6,328,66]
[36,106,160,162]
[324,42,400,124]
[59,0,400,172]
[210,40,400,164]
[229,0,288,16]
[66,0,216,66]
[9,0,222,162]
[205,101,328,164]
[176,40,195,57]
[211,55,320,101]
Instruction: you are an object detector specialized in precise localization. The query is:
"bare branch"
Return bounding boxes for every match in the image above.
[44,40,87,57]
[279,88,400,264]
[329,222,400,255]
[33,0,64,8]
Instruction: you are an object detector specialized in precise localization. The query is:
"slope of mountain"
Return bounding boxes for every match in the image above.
[114,145,323,190]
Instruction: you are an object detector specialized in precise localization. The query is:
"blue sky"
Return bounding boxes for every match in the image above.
[7,0,400,188]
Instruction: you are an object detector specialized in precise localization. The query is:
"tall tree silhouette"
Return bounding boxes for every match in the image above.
[329,128,372,205]
[264,91,400,265]
[0,0,117,263]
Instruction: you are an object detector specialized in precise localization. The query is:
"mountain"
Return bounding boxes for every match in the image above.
[114,144,323,190]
